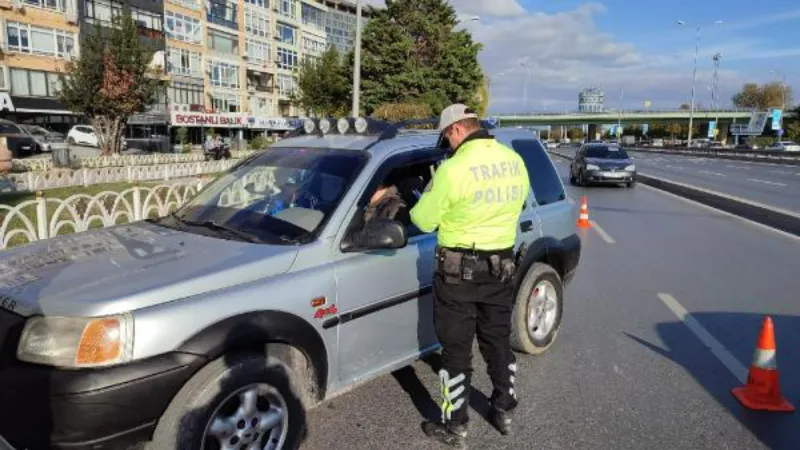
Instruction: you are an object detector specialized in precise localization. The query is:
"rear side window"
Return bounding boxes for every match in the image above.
[511,139,565,206]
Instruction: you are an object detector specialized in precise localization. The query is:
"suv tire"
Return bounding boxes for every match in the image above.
[510,262,563,355]
[147,352,307,450]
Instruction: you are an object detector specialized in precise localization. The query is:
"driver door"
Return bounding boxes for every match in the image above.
[333,150,444,386]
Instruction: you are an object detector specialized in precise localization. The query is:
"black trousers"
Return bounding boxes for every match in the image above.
[433,268,518,426]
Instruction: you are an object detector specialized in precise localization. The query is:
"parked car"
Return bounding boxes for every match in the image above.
[766,141,800,152]
[0,117,580,450]
[570,143,636,187]
[67,125,99,147]
[0,119,39,157]
[19,124,67,153]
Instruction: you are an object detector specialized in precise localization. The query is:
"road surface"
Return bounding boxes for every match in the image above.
[628,151,800,213]
[298,157,800,450]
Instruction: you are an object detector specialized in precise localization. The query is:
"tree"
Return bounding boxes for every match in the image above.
[679,103,691,110]
[371,102,432,121]
[567,128,584,140]
[732,82,794,110]
[59,14,163,155]
[356,0,484,116]
[293,46,350,116]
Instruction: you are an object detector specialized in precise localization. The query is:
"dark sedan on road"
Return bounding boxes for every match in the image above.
[0,119,39,157]
[570,143,636,187]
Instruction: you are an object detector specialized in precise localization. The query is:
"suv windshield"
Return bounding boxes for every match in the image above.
[585,146,629,159]
[167,147,366,244]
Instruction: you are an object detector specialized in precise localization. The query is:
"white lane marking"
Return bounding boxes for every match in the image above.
[726,165,750,170]
[657,293,748,384]
[770,170,793,175]
[639,183,800,243]
[589,220,616,244]
[664,165,685,170]
[698,170,727,177]
[747,178,787,187]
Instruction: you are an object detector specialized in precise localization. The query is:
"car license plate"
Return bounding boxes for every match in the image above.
[21,146,30,150]
[605,171,625,178]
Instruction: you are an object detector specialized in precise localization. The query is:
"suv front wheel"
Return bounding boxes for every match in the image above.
[510,262,564,355]
[147,352,307,450]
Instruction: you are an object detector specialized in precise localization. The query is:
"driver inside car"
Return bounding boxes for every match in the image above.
[344,178,411,248]
[266,168,317,215]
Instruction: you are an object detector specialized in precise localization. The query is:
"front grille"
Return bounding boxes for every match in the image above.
[0,308,24,368]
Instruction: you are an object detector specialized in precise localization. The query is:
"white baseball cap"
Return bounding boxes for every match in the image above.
[438,103,479,132]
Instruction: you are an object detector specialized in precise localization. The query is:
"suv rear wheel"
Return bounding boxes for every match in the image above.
[511,262,563,355]
[147,352,308,450]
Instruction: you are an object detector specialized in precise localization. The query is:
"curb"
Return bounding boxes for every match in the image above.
[548,151,800,237]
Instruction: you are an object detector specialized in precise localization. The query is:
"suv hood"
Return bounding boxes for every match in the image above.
[0,221,299,317]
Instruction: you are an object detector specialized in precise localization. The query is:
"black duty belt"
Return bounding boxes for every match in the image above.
[436,246,516,284]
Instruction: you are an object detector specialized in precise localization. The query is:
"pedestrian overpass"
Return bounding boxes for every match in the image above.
[495,109,754,127]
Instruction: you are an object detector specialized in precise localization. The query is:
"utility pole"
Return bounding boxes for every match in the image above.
[351,0,362,117]
[712,53,721,139]
[677,20,722,147]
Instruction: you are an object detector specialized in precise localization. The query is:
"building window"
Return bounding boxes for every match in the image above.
[168,0,199,9]
[211,92,239,112]
[168,81,204,106]
[245,0,266,7]
[278,0,296,20]
[249,95,274,115]
[23,0,66,12]
[131,9,163,31]
[302,36,325,57]
[246,39,270,66]
[301,3,325,30]
[5,22,76,59]
[165,11,202,43]
[84,0,123,26]
[276,74,294,97]
[209,60,240,88]
[167,47,203,78]
[10,69,62,97]
[207,0,238,29]
[276,47,297,71]
[245,9,269,38]
[276,23,296,46]
[208,30,239,54]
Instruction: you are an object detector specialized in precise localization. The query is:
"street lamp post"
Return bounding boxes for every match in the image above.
[520,61,531,115]
[771,69,788,136]
[351,0,362,117]
[677,20,722,147]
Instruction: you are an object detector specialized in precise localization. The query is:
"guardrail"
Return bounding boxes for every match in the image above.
[626,146,800,165]
[11,150,260,172]
[0,180,207,250]
[2,159,237,192]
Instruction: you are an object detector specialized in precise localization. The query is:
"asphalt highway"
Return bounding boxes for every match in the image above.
[299,158,800,450]
[626,151,800,213]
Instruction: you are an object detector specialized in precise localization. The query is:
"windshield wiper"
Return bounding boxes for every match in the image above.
[179,217,265,244]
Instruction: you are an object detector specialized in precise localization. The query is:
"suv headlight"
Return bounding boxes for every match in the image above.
[586,164,600,170]
[17,314,134,368]
[625,164,635,171]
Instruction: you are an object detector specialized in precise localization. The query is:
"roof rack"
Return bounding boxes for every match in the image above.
[281,116,497,144]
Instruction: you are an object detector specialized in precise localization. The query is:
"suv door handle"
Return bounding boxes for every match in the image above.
[520,220,533,232]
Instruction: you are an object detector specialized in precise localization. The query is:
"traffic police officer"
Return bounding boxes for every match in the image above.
[410,104,530,448]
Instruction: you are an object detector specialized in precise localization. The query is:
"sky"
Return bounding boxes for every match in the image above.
[362,0,800,114]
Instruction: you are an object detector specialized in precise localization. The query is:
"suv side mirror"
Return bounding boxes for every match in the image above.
[341,219,408,252]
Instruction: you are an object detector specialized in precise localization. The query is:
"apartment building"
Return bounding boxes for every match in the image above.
[0,0,82,133]
[0,0,367,141]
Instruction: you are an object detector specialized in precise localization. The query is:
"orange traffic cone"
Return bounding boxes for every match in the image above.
[732,316,795,412]
[576,196,592,228]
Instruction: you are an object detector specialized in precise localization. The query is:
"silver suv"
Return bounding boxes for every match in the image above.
[0,118,581,450]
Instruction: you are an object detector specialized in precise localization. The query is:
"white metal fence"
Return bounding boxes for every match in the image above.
[11,150,259,172]
[0,180,207,250]
[2,159,238,192]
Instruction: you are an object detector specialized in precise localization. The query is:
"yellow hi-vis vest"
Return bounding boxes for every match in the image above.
[410,135,530,251]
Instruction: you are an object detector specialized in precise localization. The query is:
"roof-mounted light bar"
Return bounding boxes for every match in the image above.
[286,116,497,140]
